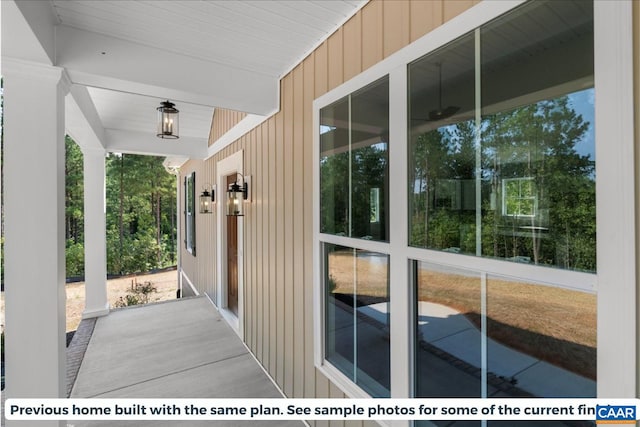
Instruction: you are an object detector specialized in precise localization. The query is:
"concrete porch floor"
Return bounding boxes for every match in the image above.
[70,297,303,427]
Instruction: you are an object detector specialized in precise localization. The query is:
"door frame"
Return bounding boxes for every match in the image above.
[216,150,244,338]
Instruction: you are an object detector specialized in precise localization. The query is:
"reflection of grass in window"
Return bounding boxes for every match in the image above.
[328,251,388,303]
[417,268,596,380]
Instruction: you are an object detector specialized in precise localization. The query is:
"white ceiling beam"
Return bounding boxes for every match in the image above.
[65,84,107,151]
[104,128,207,159]
[1,0,57,65]
[55,25,279,116]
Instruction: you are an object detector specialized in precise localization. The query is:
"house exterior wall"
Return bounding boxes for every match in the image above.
[208,108,248,146]
[179,0,640,422]
[180,1,479,422]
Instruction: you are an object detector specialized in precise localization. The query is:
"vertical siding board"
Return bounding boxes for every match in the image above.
[282,72,295,397]
[211,112,217,142]
[302,54,317,400]
[315,42,328,98]
[262,121,269,369]
[383,0,410,58]
[251,124,265,365]
[343,12,362,82]
[207,159,212,295]
[410,0,441,42]
[292,65,305,398]
[212,159,217,300]
[251,128,259,359]
[328,28,344,91]
[269,113,278,377]
[246,130,255,352]
[329,383,346,427]
[275,99,285,387]
[361,0,383,71]
[315,372,330,427]
[443,0,474,22]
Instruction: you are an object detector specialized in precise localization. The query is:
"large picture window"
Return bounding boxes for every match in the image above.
[315,0,633,406]
[408,0,595,273]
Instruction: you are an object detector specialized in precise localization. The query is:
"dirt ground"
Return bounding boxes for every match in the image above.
[0,270,179,333]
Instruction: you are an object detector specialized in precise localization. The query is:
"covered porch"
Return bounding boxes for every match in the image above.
[67,296,301,427]
[1,2,364,426]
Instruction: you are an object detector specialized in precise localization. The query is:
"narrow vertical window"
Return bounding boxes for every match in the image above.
[319,75,390,397]
[185,171,196,255]
[325,244,390,397]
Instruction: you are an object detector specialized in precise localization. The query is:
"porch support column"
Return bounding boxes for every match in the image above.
[82,147,109,318]
[3,59,69,426]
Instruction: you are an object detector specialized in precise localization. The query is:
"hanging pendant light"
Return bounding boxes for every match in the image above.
[427,63,459,121]
[157,100,179,139]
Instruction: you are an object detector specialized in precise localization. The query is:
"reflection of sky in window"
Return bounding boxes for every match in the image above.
[568,88,595,161]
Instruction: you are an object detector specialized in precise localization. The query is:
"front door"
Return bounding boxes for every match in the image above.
[226,174,239,315]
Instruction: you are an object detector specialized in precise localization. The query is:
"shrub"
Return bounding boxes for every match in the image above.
[113,278,157,307]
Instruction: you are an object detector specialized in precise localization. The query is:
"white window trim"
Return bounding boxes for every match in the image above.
[313,0,635,410]
[593,0,636,398]
[186,171,196,255]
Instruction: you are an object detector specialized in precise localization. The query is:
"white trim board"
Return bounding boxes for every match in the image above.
[180,269,200,297]
[216,150,245,340]
[206,114,269,160]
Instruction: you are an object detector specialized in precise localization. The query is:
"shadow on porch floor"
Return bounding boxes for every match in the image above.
[70,297,302,427]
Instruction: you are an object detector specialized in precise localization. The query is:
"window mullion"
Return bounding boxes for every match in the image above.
[389,65,411,402]
[475,27,482,257]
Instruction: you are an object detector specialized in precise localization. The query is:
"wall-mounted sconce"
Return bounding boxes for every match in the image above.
[156,100,179,139]
[226,174,249,216]
[199,184,215,214]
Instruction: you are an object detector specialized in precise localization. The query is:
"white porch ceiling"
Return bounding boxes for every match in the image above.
[87,88,213,139]
[52,0,363,77]
[2,0,366,158]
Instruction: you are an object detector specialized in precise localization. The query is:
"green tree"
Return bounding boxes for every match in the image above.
[410,91,595,272]
[481,95,595,271]
[105,153,177,275]
[65,137,84,276]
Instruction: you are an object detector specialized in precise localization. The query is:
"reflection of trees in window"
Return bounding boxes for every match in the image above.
[370,188,380,223]
[502,178,536,217]
[483,94,595,271]
[410,91,595,272]
[320,144,388,239]
[320,76,389,242]
[410,120,478,253]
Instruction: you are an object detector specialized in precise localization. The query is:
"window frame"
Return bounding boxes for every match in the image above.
[501,177,537,218]
[313,0,635,408]
[185,171,196,256]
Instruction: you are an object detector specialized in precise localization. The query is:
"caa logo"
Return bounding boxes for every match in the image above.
[596,405,636,424]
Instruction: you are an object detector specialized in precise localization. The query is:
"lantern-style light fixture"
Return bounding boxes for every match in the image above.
[226,174,248,216]
[156,100,179,139]
[199,185,215,214]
